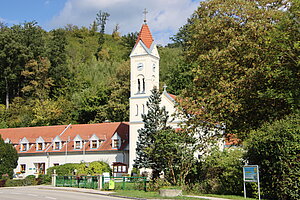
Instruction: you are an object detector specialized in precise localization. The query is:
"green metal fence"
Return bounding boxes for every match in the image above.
[102,176,147,191]
[56,176,99,189]
[55,175,147,191]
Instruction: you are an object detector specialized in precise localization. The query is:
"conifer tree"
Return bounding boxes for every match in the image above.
[134,87,170,179]
[0,135,18,178]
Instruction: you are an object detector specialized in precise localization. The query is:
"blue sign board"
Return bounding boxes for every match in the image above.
[243,165,258,182]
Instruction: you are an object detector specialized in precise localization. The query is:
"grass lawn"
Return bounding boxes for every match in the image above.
[189,193,258,200]
[113,190,258,200]
[113,190,208,199]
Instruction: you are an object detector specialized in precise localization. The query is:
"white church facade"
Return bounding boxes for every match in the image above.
[0,21,181,177]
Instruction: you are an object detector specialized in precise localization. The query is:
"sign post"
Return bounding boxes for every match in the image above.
[243,165,261,200]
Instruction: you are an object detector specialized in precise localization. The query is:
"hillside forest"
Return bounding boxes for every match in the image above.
[0,17,184,128]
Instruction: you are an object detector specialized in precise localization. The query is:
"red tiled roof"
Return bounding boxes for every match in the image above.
[168,93,176,100]
[135,24,154,49]
[0,122,129,154]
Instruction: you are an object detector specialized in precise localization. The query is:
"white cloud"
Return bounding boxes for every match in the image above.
[48,0,201,45]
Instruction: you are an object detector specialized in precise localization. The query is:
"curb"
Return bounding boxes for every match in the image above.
[37,186,146,200]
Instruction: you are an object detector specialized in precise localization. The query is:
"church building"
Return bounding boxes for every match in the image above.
[0,19,180,177]
[128,21,180,170]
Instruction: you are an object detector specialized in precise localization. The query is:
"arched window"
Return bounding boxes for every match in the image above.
[138,79,141,93]
[142,78,145,93]
[136,104,139,116]
[142,104,145,114]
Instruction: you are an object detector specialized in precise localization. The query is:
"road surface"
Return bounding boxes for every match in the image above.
[0,186,130,200]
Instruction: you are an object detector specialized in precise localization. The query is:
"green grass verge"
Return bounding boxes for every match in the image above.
[187,193,258,200]
[113,190,209,199]
[113,190,259,200]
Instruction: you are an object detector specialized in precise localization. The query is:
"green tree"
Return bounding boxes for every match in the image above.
[95,10,110,60]
[21,57,53,100]
[134,87,170,179]
[121,32,138,58]
[149,129,196,185]
[245,112,300,200]
[198,147,244,195]
[94,61,130,122]
[0,135,18,178]
[47,28,71,97]
[174,0,300,138]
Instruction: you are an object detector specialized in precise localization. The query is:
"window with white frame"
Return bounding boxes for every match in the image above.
[75,141,81,149]
[37,143,43,151]
[91,140,98,149]
[54,141,61,150]
[21,143,28,151]
[113,139,119,149]
[20,164,26,173]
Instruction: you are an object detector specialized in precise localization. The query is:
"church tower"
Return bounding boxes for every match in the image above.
[129,19,160,170]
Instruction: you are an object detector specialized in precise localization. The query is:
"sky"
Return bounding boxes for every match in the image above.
[0,0,201,45]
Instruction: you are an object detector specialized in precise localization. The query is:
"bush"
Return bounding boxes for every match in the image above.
[147,178,171,192]
[37,174,51,185]
[4,176,38,187]
[189,147,244,195]
[245,112,300,200]
[47,161,111,176]
[0,179,6,187]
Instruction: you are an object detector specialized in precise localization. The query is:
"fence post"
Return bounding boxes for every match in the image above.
[52,170,57,187]
[122,177,125,190]
[98,175,103,190]
[144,177,147,192]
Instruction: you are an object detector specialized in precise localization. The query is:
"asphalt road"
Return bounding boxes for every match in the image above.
[0,187,129,200]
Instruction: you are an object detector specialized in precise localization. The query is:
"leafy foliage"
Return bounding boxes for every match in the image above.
[245,112,300,200]
[47,161,111,176]
[0,135,18,178]
[197,148,244,195]
[149,129,196,185]
[174,0,300,137]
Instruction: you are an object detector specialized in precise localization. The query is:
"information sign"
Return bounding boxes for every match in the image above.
[243,165,261,200]
[243,165,258,182]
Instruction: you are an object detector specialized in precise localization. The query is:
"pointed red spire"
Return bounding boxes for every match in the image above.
[135,24,154,49]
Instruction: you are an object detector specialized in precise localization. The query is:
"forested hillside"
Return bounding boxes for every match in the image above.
[0,21,183,128]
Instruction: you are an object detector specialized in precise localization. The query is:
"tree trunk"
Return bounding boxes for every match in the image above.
[5,77,9,110]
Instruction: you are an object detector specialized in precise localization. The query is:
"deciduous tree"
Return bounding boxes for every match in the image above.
[174,0,300,137]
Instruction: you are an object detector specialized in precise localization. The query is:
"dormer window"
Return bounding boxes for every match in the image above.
[52,136,62,150]
[4,138,11,144]
[111,132,121,149]
[36,136,45,151]
[21,143,28,151]
[113,139,119,149]
[89,134,100,149]
[37,143,43,151]
[54,142,61,150]
[20,137,29,152]
[91,140,97,148]
[75,141,81,149]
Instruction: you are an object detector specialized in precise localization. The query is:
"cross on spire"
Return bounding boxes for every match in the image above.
[143,8,148,23]
[163,84,168,92]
